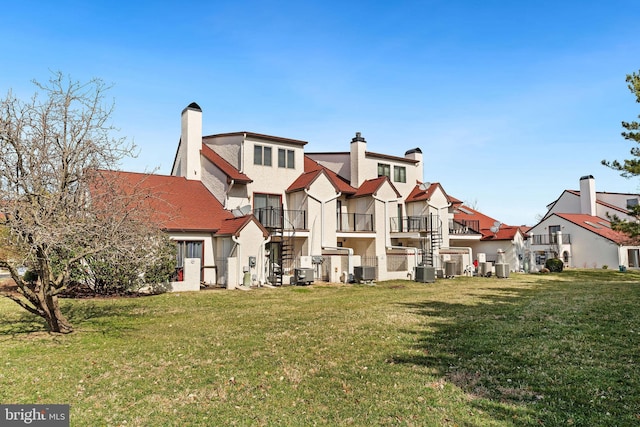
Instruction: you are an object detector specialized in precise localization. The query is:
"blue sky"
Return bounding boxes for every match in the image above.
[2,0,640,225]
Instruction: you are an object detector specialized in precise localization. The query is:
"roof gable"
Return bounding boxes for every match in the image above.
[352,176,401,199]
[406,182,449,203]
[302,156,356,194]
[215,215,269,238]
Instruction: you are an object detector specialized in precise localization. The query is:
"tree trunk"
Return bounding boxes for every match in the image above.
[40,291,74,334]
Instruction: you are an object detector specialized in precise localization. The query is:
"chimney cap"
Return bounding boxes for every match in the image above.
[405,147,422,155]
[182,102,202,114]
[351,132,366,143]
[580,175,594,180]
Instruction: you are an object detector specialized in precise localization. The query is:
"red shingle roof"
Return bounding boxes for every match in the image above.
[288,156,356,194]
[453,203,520,241]
[286,169,326,193]
[405,182,448,203]
[215,215,268,238]
[554,213,632,244]
[201,145,252,184]
[97,170,233,232]
[352,176,401,198]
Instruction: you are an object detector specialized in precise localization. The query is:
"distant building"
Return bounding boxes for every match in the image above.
[527,175,640,270]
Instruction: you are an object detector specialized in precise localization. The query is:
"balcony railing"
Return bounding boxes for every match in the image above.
[337,212,374,232]
[253,207,307,230]
[449,219,481,235]
[530,234,572,245]
[390,216,440,233]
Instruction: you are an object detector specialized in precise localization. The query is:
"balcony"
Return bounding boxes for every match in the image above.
[337,213,374,232]
[253,207,307,230]
[390,216,440,233]
[530,234,572,245]
[449,219,481,235]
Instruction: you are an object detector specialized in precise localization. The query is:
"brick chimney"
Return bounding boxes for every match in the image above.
[181,102,202,181]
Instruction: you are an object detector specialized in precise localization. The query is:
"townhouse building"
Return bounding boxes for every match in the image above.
[163,102,477,288]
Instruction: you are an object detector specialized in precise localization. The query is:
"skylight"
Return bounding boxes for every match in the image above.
[584,221,601,229]
[458,207,474,215]
[597,221,611,228]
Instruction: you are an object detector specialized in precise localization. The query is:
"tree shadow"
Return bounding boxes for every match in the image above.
[392,279,640,425]
[0,298,140,336]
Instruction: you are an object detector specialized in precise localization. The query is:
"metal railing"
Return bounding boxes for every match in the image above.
[337,213,374,232]
[530,234,572,245]
[449,219,481,234]
[253,207,307,230]
[389,216,440,233]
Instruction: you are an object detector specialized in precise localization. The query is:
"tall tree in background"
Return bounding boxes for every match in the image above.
[602,71,640,237]
[0,72,171,333]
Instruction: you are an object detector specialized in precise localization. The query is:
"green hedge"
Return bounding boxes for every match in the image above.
[545,258,564,272]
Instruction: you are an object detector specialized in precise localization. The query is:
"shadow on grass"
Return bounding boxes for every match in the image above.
[393,276,640,426]
[0,298,140,336]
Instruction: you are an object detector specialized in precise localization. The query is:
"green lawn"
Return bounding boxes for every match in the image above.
[1,270,639,426]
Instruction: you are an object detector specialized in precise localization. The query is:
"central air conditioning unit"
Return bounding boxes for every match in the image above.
[478,262,490,277]
[414,266,435,283]
[495,263,510,278]
[354,266,375,283]
[294,268,315,285]
[444,261,457,278]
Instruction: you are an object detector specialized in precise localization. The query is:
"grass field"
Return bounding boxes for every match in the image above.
[1,270,639,426]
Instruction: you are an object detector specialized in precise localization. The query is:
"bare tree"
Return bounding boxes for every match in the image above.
[0,72,169,333]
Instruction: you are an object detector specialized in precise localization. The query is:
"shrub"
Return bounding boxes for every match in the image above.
[545,258,564,273]
[602,265,608,269]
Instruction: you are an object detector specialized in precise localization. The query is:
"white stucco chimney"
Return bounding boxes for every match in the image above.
[350,132,366,187]
[181,102,202,181]
[404,147,423,182]
[579,175,596,216]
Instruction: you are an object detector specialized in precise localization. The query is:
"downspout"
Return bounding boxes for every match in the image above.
[225,179,235,209]
[231,235,242,289]
[261,235,271,285]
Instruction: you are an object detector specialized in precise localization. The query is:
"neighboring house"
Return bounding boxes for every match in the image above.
[447,197,527,272]
[527,175,640,270]
[168,102,471,286]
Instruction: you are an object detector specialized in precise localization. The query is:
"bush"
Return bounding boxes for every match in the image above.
[545,258,564,273]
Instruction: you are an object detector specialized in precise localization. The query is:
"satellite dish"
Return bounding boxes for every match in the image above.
[231,209,244,217]
[419,182,431,191]
[490,226,499,233]
[493,221,501,228]
[239,205,252,215]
